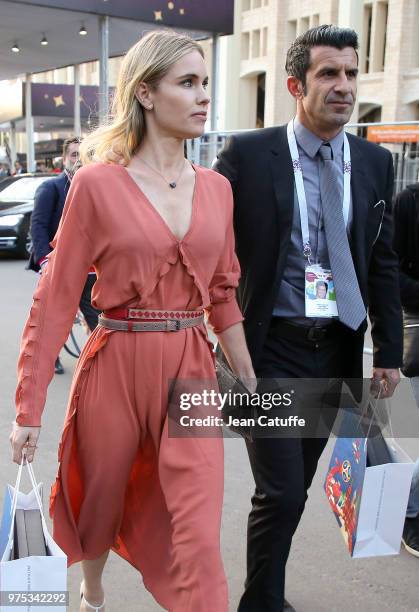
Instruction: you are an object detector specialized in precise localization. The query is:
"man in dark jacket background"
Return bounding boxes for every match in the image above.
[28,137,99,374]
[393,181,419,558]
[394,183,419,323]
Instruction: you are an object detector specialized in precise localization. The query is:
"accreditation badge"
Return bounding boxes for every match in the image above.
[305,264,338,318]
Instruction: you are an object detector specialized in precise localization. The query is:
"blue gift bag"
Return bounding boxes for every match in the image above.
[0,483,13,560]
[324,436,366,556]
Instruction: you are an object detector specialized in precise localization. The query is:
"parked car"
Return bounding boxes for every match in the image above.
[0,172,50,194]
[0,176,16,191]
[0,174,51,257]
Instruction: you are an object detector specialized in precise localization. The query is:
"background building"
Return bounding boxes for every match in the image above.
[215,0,419,130]
[2,0,419,157]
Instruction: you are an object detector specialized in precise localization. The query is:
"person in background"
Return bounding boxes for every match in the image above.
[0,163,11,177]
[52,157,63,173]
[393,181,419,558]
[13,160,24,175]
[28,137,100,374]
[36,161,48,173]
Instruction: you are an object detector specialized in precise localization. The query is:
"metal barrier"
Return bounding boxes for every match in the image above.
[187,121,419,195]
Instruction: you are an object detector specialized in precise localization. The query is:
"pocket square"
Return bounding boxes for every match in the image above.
[372,200,386,245]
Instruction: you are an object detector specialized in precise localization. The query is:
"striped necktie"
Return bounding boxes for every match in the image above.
[318,143,366,330]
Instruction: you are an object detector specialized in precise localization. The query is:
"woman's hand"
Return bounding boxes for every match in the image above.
[238,374,258,394]
[9,422,41,464]
[216,322,257,393]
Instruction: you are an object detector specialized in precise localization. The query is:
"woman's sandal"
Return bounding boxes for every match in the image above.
[79,581,106,611]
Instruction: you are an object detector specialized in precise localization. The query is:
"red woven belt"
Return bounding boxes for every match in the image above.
[99,308,205,332]
[103,307,204,321]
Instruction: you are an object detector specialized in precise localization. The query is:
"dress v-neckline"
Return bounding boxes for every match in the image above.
[120,162,198,244]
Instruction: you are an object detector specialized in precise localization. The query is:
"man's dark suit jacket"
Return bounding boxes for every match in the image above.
[27,172,70,271]
[213,125,403,378]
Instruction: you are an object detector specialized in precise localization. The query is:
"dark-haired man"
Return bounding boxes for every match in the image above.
[13,160,24,175]
[28,137,99,374]
[215,25,402,611]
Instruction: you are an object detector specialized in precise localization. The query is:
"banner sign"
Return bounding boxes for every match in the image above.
[367,125,419,143]
[23,83,114,119]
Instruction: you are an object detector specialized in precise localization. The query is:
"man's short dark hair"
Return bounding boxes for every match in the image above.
[63,137,81,158]
[285,25,359,87]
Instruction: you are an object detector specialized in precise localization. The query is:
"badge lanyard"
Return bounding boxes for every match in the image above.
[287,119,351,264]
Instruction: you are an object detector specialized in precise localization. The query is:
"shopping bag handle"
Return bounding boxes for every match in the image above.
[360,382,395,449]
[25,456,47,526]
[10,451,47,528]
[364,382,383,441]
[8,454,27,555]
[10,455,25,519]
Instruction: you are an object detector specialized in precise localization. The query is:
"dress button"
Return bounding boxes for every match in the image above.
[257,321,262,326]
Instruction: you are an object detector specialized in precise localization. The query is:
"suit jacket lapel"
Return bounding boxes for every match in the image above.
[348,135,370,277]
[269,127,294,287]
[62,173,70,195]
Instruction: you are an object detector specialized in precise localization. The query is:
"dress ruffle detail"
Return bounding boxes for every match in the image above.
[178,243,209,308]
[209,270,241,305]
[136,245,180,306]
[49,327,113,519]
[16,278,50,426]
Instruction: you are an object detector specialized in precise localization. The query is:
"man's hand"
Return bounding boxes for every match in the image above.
[371,368,400,398]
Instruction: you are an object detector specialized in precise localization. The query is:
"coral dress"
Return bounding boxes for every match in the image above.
[15,163,243,612]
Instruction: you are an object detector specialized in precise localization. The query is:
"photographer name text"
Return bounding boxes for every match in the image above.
[179,414,306,428]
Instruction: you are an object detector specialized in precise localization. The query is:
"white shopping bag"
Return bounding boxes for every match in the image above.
[325,433,414,558]
[0,457,67,611]
[324,393,415,559]
[385,436,414,465]
[353,440,414,558]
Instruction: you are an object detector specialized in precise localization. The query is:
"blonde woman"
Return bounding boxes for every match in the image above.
[10,30,255,612]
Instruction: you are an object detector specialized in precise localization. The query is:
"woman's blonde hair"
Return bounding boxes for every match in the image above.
[79,30,204,166]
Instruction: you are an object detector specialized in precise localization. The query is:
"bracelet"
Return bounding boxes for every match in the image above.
[11,421,41,428]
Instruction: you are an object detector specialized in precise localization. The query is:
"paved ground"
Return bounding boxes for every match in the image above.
[0,257,418,612]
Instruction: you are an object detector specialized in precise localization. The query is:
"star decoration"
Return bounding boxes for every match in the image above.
[44,94,49,99]
[53,95,65,107]
[179,8,185,14]
[154,10,163,21]
[168,1,174,8]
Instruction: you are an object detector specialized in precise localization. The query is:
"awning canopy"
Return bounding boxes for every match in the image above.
[0,0,234,81]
